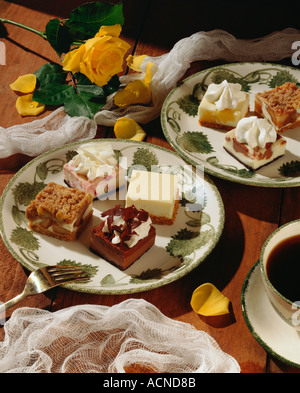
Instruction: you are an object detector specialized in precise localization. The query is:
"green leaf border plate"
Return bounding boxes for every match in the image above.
[241,261,300,368]
[0,139,224,295]
[161,62,300,187]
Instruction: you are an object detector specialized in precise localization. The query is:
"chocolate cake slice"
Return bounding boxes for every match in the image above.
[90,205,156,270]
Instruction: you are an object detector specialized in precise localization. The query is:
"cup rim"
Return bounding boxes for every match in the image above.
[260,219,300,307]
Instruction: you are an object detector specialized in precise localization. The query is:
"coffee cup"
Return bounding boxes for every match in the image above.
[260,219,300,330]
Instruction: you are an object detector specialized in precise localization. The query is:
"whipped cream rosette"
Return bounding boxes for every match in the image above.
[224,116,287,170]
[198,80,250,129]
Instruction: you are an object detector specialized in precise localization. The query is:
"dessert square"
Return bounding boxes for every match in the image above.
[223,116,286,171]
[64,142,126,199]
[255,82,300,132]
[25,182,93,241]
[198,80,250,130]
[125,170,179,225]
[90,205,156,270]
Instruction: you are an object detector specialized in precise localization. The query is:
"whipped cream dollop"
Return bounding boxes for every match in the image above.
[235,116,277,149]
[101,205,152,248]
[72,142,118,181]
[205,80,247,111]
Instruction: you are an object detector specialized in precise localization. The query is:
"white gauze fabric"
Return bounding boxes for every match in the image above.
[1,28,299,158]
[0,299,240,373]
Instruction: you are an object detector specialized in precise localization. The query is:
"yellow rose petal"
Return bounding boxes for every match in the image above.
[62,46,84,73]
[144,62,155,84]
[96,24,122,38]
[16,94,45,116]
[114,117,146,141]
[190,283,230,316]
[10,74,37,94]
[126,54,147,72]
[114,80,151,107]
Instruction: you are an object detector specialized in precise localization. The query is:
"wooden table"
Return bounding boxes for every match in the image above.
[0,0,300,374]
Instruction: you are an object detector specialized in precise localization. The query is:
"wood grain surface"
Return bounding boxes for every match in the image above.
[0,0,299,373]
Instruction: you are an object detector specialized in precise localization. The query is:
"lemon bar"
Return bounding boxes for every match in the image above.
[199,80,250,130]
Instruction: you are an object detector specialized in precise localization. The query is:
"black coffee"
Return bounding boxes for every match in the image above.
[266,234,300,303]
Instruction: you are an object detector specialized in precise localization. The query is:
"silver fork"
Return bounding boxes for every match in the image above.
[0,265,89,314]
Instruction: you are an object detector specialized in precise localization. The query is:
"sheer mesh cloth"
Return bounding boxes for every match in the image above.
[0,299,240,373]
[1,28,299,158]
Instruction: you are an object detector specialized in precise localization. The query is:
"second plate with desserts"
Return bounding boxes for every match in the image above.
[0,139,224,295]
[161,62,300,187]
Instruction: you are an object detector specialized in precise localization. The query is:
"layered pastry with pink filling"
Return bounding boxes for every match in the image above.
[64,142,126,199]
[90,205,156,270]
[223,116,286,170]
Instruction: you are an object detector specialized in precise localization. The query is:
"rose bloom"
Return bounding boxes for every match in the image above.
[62,25,131,86]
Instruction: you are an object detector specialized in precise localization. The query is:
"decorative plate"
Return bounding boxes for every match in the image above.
[241,261,300,369]
[0,139,224,294]
[161,62,300,187]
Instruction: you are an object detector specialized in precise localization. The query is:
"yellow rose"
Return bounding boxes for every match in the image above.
[62,24,130,87]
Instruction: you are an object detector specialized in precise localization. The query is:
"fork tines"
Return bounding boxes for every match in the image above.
[46,265,90,283]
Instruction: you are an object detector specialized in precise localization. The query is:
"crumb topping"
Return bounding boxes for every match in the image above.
[26,182,92,223]
[257,82,300,113]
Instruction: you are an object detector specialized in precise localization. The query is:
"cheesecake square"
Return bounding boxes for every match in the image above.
[125,170,179,225]
[25,182,93,241]
[223,117,287,171]
[255,82,300,132]
[90,205,156,270]
[198,80,250,130]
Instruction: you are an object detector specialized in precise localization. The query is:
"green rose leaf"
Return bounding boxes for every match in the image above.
[64,94,99,119]
[33,82,74,105]
[65,2,124,41]
[64,86,106,119]
[102,74,121,96]
[45,18,73,56]
[77,84,106,100]
[34,63,67,87]
[33,69,120,117]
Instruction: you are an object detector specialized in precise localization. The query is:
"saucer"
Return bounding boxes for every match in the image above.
[241,261,300,368]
